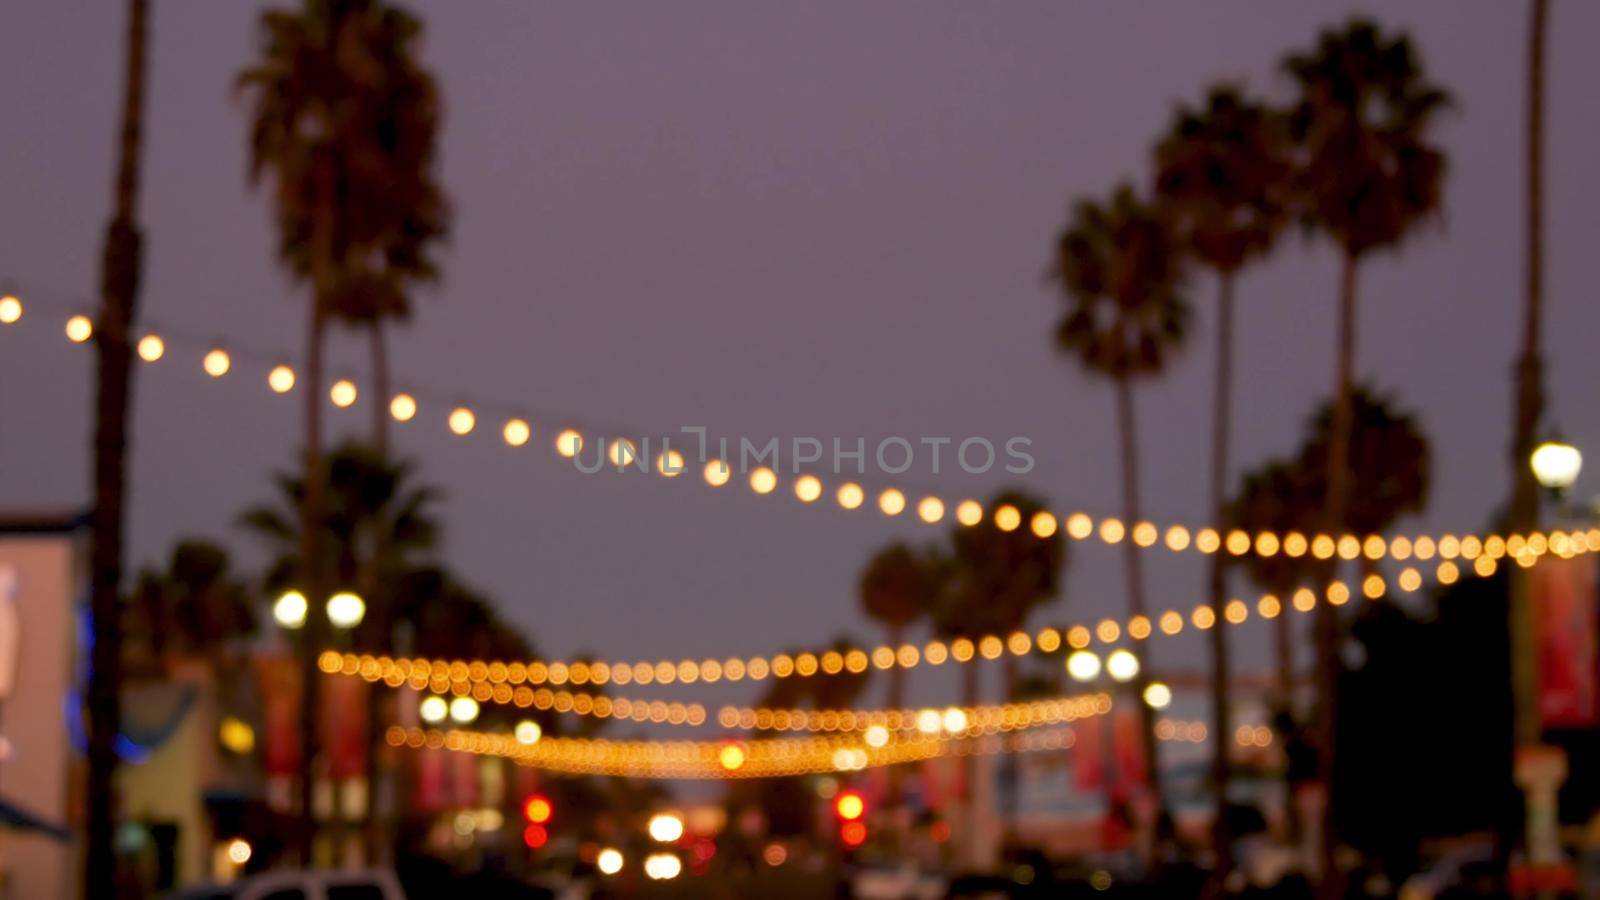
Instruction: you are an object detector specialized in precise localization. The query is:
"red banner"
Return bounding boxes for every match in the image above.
[1532,555,1599,728]
[320,674,369,778]
[257,655,300,776]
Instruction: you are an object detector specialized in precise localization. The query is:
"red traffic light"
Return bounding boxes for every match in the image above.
[524,794,553,824]
[523,824,549,848]
[833,789,866,821]
[840,821,867,848]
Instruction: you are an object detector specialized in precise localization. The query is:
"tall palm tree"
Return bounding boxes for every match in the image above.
[1508,0,1550,771]
[1297,387,1432,549]
[1154,83,1291,873]
[1052,183,1189,822]
[946,490,1065,835]
[1282,22,1448,885]
[85,0,150,893]
[238,1,443,853]
[240,440,438,857]
[1226,459,1320,697]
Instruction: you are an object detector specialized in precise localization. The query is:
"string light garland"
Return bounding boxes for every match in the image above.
[384,723,1083,780]
[317,541,1577,698]
[324,650,1110,734]
[4,283,1589,567]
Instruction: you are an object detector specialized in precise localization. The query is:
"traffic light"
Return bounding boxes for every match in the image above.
[523,794,553,825]
[840,820,868,848]
[522,793,553,849]
[833,789,865,822]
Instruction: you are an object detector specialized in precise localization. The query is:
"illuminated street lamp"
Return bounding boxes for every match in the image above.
[1066,650,1101,683]
[648,812,685,843]
[272,590,308,629]
[1530,439,1581,494]
[1106,649,1141,683]
[326,591,366,629]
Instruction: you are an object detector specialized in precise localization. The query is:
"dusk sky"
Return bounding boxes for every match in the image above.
[3,2,1599,714]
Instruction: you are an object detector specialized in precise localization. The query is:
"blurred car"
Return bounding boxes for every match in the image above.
[199,868,408,900]
[849,861,948,900]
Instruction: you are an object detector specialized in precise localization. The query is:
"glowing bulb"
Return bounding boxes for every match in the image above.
[750,467,778,494]
[863,724,890,748]
[137,334,165,362]
[941,707,969,734]
[719,743,747,770]
[326,591,365,628]
[658,449,685,477]
[272,590,308,629]
[448,696,479,724]
[268,365,295,393]
[515,720,542,746]
[1531,440,1582,490]
[645,852,681,880]
[878,488,905,516]
[1066,650,1101,682]
[704,460,731,487]
[1030,511,1057,538]
[203,348,231,377]
[597,848,624,875]
[837,482,864,509]
[794,474,822,502]
[503,418,531,447]
[556,429,583,458]
[449,407,476,435]
[390,393,417,422]
[994,505,1021,532]
[917,496,945,523]
[419,695,448,724]
[329,379,357,407]
[956,500,983,526]
[1143,682,1172,710]
[648,813,685,843]
[225,838,252,866]
[66,315,93,343]
[608,438,637,467]
[0,295,20,324]
[1106,649,1140,683]
[916,709,942,734]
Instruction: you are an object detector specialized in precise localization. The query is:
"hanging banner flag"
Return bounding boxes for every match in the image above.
[1531,553,1599,728]
[257,655,300,776]
[320,674,368,779]
[1112,707,1147,792]
[1075,712,1103,791]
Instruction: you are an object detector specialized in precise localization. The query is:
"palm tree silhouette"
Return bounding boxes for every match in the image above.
[1051,183,1188,823]
[1154,83,1291,874]
[85,1,151,890]
[238,0,446,853]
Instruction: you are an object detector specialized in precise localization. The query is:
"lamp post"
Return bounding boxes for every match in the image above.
[1513,438,1581,892]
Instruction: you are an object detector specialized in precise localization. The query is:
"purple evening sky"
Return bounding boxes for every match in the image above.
[2,2,1599,716]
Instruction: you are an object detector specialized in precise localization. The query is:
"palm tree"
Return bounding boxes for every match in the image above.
[1508,0,1550,765]
[240,441,438,856]
[1051,184,1189,822]
[126,540,258,673]
[85,0,150,892]
[1297,387,1432,551]
[1281,24,1449,884]
[1154,83,1291,873]
[238,1,443,854]
[859,543,939,712]
[947,490,1064,835]
[1226,459,1320,697]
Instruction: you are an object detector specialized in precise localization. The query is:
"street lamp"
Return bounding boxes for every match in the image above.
[448,696,479,724]
[326,591,366,629]
[1106,649,1141,683]
[272,590,308,629]
[1142,681,1173,710]
[1530,439,1582,493]
[419,695,448,724]
[1066,650,1101,683]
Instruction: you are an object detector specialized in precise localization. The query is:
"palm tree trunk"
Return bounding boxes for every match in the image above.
[1315,249,1359,894]
[371,325,390,454]
[1113,374,1166,830]
[363,323,391,861]
[885,622,905,810]
[1508,0,1550,867]
[1207,270,1236,880]
[297,159,335,864]
[85,2,149,895]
